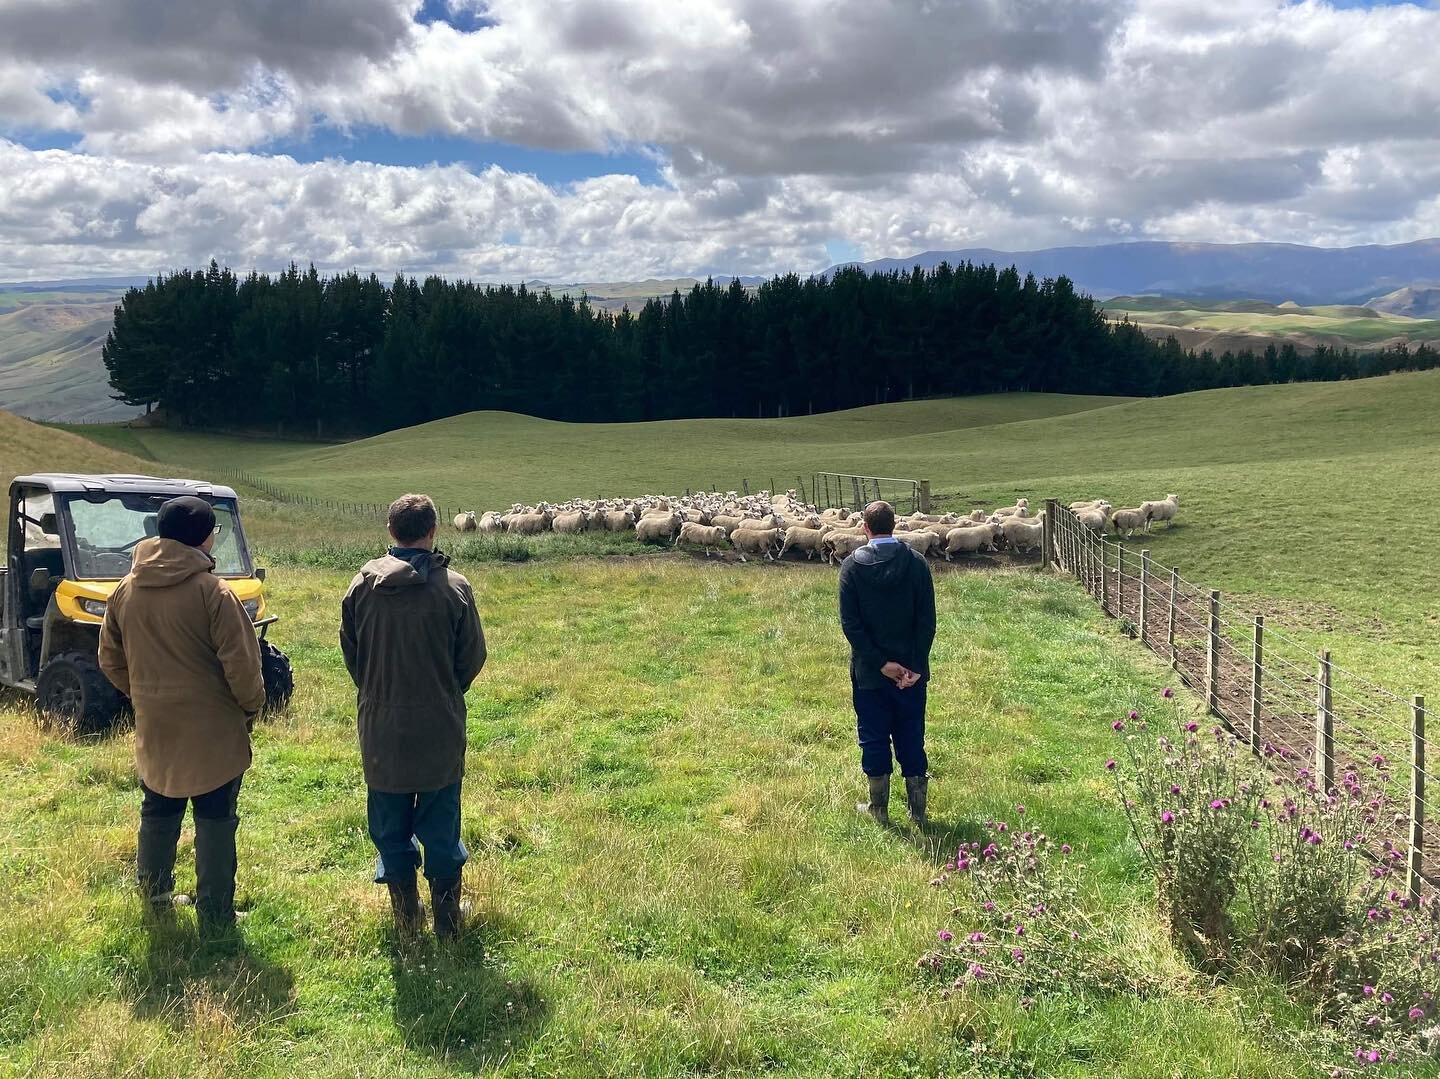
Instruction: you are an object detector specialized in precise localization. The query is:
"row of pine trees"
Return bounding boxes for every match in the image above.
[101,260,1440,436]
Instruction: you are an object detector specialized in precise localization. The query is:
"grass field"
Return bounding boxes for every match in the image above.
[3,556,1348,1077]
[55,372,1440,700]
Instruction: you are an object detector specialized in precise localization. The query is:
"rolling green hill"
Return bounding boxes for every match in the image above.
[1102,295,1440,354]
[0,289,134,422]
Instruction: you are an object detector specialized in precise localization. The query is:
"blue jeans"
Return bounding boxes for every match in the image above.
[853,678,929,778]
[367,782,469,884]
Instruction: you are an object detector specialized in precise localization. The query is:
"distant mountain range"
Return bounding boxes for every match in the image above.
[827,239,1440,306]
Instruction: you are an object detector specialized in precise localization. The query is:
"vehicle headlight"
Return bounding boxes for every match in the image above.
[242,598,261,621]
[77,597,107,618]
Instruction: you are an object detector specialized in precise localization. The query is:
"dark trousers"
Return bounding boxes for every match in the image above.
[367,782,468,884]
[137,775,242,921]
[141,776,243,821]
[853,678,928,778]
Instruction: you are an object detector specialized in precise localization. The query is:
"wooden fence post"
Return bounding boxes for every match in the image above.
[1250,615,1264,755]
[1168,569,1179,671]
[1139,550,1151,645]
[1206,590,1221,718]
[919,480,932,514]
[1315,649,1334,794]
[1410,695,1427,901]
[1042,500,1055,571]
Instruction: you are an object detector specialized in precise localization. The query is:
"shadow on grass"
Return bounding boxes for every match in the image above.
[122,915,297,1028]
[389,907,548,1067]
[906,815,989,864]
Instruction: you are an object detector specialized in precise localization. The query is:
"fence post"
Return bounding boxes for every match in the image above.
[1168,569,1179,671]
[1410,695,1427,901]
[919,480,932,514]
[1315,649,1334,794]
[1250,615,1264,755]
[1042,500,1055,571]
[1139,549,1150,645]
[1116,542,1125,623]
[1207,590,1220,718]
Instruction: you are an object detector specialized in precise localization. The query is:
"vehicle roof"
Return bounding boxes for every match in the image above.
[11,473,239,499]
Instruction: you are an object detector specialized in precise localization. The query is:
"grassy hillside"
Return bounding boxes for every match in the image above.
[0,410,154,490]
[0,289,134,423]
[0,558,1346,1076]
[1102,295,1440,353]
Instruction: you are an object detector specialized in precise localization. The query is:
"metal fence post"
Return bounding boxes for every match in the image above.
[1168,569,1179,671]
[1042,500,1055,571]
[1207,590,1221,718]
[1139,550,1151,645]
[1316,649,1334,794]
[1410,695,1427,901]
[1250,615,1264,755]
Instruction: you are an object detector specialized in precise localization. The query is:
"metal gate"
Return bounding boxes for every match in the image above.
[812,472,929,514]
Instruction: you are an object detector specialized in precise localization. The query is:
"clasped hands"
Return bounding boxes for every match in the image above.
[880,661,922,690]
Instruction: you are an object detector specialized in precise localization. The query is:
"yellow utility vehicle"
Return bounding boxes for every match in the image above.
[2,473,293,730]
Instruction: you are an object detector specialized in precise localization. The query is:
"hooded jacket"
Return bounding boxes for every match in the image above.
[837,539,937,691]
[98,537,266,798]
[339,549,487,793]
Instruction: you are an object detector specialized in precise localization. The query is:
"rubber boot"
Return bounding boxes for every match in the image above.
[387,875,426,937]
[194,815,239,937]
[905,776,929,826]
[136,812,183,914]
[430,874,466,941]
[857,775,891,825]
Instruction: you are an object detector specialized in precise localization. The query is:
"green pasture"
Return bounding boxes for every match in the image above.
[1,557,1349,1077]
[1101,295,1440,348]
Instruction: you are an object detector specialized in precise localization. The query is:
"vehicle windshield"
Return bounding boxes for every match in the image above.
[65,495,249,579]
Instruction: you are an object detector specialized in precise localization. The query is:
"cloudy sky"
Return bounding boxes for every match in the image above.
[0,0,1437,282]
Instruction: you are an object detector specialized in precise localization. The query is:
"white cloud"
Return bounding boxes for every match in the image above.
[0,0,1439,279]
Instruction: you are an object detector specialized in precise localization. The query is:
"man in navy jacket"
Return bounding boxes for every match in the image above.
[837,501,937,825]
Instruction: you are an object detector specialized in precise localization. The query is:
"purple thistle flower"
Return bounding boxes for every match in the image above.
[1113,720,1125,732]
[1382,992,1394,1005]
[983,901,996,912]
[1410,1007,1425,1021]
[1162,688,1173,699]
[968,932,986,943]
[1012,948,1025,963]
[1105,760,1116,771]
[969,963,986,980]
[1015,804,1025,816]
[1210,799,1226,810]
[1160,811,1175,825]
[1014,924,1025,936]
[938,930,954,943]
[1128,710,1139,721]
[1363,985,1376,996]
[1060,844,1072,854]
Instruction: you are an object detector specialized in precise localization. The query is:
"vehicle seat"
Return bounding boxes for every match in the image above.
[22,548,64,627]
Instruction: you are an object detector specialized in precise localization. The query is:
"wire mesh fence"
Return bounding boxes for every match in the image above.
[1046,499,1432,897]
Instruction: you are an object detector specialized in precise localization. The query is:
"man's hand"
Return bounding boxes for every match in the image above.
[897,668,922,690]
[881,661,912,686]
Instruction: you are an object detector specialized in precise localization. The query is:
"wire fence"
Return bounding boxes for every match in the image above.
[1044,500,1431,897]
[812,473,929,515]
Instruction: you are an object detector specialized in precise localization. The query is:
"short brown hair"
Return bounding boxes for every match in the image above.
[863,501,895,536]
[388,493,438,545]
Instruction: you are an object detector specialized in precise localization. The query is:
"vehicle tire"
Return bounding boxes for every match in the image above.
[37,651,123,733]
[259,639,294,712]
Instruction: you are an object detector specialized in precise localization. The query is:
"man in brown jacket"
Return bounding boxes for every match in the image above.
[340,493,486,939]
[98,496,266,935]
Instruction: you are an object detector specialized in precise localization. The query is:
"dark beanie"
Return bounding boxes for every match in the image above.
[157,496,216,547]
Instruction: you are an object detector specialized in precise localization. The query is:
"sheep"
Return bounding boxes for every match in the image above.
[600,509,636,532]
[731,527,782,563]
[822,531,870,563]
[710,513,744,531]
[452,510,477,532]
[505,511,552,535]
[894,530,940,557]
[552,509,588,534]
[1108,507,1148,537]
[675,522,730,557]
[1075,506,1108,532]
[1069,499,1110,512]
[1140,493,1180,530]
[636,512,682,545]
[993,498,1030,519]
[477,511,503,533]
[779,525,828,560]
[942,523,1001,559]
[733,515,780,532]
[1001,514,1045,553]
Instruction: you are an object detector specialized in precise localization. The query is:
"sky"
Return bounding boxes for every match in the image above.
[0,0,1438,282]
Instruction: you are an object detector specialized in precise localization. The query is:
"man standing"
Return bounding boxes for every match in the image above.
[99,495,266,936]
[340,494,487,939]
[837,501,937,826]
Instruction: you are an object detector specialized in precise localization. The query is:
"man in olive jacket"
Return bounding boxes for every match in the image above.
[838,501,937,826]
[99,496,266,934]
[340,493,487,938]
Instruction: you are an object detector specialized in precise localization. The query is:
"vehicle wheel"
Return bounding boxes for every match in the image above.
[37,651,123,733]
[259,639,294,712]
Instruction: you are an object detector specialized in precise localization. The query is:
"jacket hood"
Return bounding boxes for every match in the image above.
[361,549,451,590]
[130,537,216,587]
[848,539,913,581]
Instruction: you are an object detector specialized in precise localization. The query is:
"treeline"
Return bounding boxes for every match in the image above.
[102,260,1440,435]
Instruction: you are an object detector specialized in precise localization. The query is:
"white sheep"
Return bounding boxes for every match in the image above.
[453,511,477,532]
[551,509,588,534]
[1001,514,1045,552]
[779,525,828,560]
[731,527,782,563]
[636,512,682,544]
[822,531,870,563]
[1075,506,1108,532]
[942,523,1001,559]
[477,511,503,533]
[1109,507,1148,537]
[1140,494,1180,530]
[894,530,940,557]
[675,522,730,556]
[601,509,636,532]
[993,498,1030,519]
[505,511,552,535]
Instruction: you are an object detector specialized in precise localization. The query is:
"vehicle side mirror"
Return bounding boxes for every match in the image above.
[29,567,55,596]
[254,567,266,582]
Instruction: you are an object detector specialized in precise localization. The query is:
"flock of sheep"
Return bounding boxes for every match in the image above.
[449,490,1180,564]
